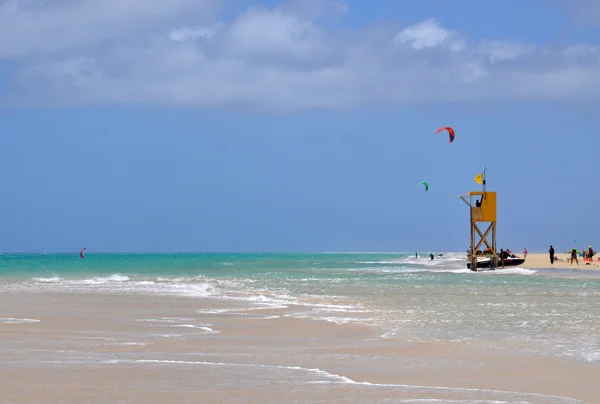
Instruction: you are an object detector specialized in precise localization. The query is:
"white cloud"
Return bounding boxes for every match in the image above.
[223,7,333,66]
[477,41,536,62]
[394,19,463,51]
[169,26,221,42]
[1,0,600,110]
[0,0,220,58]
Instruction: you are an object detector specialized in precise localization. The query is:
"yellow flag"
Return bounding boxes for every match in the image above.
[474,173,483,184]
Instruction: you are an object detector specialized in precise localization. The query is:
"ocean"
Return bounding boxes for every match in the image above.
[2,251,599,367]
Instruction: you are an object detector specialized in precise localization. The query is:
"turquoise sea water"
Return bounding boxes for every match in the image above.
[2,252,599,365]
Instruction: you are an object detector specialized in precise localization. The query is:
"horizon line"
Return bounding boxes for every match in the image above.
[0,251,462,255]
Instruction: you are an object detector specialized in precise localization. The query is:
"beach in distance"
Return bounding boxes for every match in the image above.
[515,253,600,270]
[1,252,599,404]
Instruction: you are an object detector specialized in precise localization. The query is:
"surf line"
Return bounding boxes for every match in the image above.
[103,359,582,403]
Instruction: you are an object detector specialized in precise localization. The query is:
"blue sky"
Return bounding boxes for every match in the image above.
[1,0,599,253]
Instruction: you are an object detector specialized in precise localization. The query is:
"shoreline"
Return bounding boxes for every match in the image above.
[1,291,599,403]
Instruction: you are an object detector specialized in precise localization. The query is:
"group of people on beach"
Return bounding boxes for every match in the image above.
[469,247,518,258]
[548,245,595,265]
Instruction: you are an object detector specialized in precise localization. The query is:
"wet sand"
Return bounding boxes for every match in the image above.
[1,291,599,404]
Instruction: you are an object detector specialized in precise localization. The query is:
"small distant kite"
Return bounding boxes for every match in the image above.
[417,181,429,192]
[79,248,86,259]
[436,126,455,143]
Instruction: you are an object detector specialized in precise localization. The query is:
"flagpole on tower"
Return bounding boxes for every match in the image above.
[482,167,487,195]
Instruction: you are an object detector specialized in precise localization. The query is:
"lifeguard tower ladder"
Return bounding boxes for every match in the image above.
[459,169,497,271]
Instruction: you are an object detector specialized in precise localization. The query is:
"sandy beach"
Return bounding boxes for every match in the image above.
[1,291,599,404]
[517,253,600,270]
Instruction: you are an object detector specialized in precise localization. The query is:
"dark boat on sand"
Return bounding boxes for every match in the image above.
[467,257,525,270]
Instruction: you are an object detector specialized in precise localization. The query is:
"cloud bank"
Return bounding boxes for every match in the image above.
[1,0,599,109]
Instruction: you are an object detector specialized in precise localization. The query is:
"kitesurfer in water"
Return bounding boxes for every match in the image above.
[430,253,434,260]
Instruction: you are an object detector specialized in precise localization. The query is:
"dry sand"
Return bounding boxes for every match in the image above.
[518,253,600,270]
[1,291,599,403]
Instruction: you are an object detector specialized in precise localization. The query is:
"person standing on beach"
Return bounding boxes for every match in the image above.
[523,248,528,258]
[570,248,579,265]
[549,245,555,264]
[588,246,595,261]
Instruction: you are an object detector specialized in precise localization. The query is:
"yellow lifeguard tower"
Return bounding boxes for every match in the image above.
[459,169,497,271]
